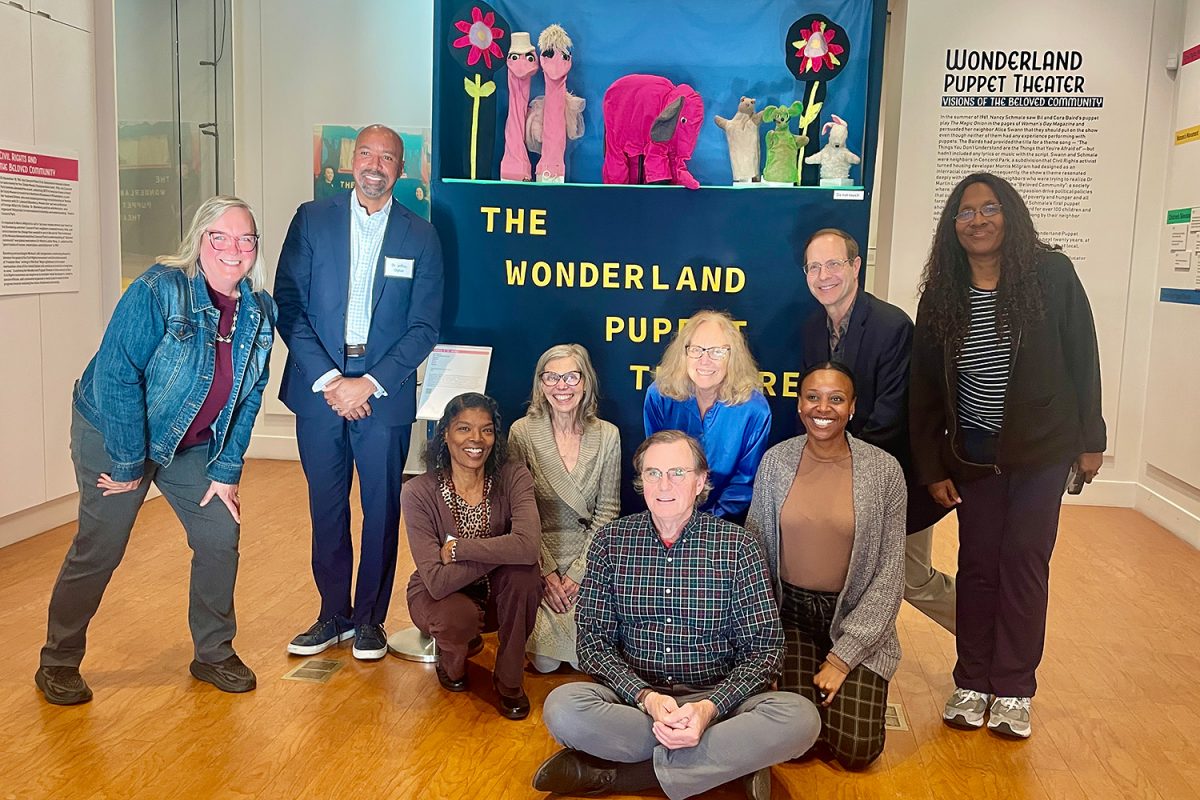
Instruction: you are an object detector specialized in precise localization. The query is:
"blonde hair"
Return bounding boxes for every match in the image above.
[157,195,267,292]
[653,310,762,405]
[527,343,600,429]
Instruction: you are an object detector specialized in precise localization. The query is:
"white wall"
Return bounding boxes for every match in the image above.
[0,0,107,548]
[1137,0,1200,547]
[875,0,1193,543]
[235,0,434,461]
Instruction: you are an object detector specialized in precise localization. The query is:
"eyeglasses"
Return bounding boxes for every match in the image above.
[802,258,852,276]
[641,467,696,484]
[954,203,1003,224]
[206,231,260,252]
[684,345,730,361]
[540,370,582,387]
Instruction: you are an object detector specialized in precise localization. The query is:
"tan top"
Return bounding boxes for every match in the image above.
[779,449,855,592]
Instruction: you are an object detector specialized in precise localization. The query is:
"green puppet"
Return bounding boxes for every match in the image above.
[760,100,822,185]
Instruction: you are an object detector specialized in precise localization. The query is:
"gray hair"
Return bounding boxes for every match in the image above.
[632,430,713,507]
[157,195,266,292]
[526,343,601,429]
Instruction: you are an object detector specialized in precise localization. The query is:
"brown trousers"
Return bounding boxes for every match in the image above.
[407,562,541,693]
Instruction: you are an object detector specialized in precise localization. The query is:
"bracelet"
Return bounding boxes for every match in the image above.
[449,540,458,563]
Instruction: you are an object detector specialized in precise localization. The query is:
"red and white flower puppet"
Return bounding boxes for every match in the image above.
[453,6,505,70]
[791,18,845,75]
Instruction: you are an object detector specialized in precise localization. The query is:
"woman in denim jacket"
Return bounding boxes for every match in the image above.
[35,196,277,705]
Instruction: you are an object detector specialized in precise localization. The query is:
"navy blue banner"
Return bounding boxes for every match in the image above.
[432,0,887,509]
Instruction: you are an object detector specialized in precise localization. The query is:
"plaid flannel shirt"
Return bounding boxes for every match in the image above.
[576,510,783,716]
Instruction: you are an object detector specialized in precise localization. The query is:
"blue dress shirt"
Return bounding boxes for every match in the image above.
[642,382,772,519]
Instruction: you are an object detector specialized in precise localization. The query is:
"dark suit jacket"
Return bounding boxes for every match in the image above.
[275,192,443,426]
[802,289,946,533]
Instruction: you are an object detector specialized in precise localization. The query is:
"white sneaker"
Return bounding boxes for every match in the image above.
[943,687,990,729]
[987,696,1032,739]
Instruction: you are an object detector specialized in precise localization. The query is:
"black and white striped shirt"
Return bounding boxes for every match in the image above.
[955,287,1012,432]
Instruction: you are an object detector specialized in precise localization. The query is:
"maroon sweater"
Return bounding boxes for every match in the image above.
[178,286,237,452]
[402,461,542,601]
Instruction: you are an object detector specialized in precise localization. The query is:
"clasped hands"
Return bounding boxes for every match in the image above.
[542,572,579,614]
[641,692,718,750]
[324,376,374,420]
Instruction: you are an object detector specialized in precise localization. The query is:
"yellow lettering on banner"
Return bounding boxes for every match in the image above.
[607,317,743,343]
[506,207,526,234]
[606,317,624,341]
[677,266,697,292]
[502,260,749,292]
[653,318,673,341]
[629,364,653,390]
[759,371,800,398]
[529,208,547,235]
[481,206,501,232]
[602,262,619,288]
[652,265,669,290]
[581,262,598,287]
[626,263,644,289]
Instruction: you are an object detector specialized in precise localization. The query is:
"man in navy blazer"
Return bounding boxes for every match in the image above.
[275,125,443,660]
[800,228,955,633]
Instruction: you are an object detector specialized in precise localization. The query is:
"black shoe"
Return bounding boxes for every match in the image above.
[494,676,530,720]
[352,623,388,660]
[436,662,468,692]
[743,767,771,800]
[35,665,93,705]
[532,749,616,795]
[190,654,257,693]
[287,615,354,655]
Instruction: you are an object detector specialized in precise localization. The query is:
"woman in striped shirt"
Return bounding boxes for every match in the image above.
[909,172,1105,740]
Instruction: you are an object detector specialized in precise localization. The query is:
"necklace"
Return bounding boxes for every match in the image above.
[214,299,240,344]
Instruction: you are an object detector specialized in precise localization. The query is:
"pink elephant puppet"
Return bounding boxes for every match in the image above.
[526,24,584,183]
[500,32,539,181]
[602,75,704,190]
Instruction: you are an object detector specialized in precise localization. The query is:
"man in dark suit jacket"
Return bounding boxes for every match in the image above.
[800,228,955,633]
[276,125,443,660]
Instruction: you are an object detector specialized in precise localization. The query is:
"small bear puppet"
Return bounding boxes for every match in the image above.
[714,97,764,183]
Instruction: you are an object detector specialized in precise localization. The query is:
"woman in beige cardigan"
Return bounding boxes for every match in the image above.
[509,344,621,672]
[746,362,906,770]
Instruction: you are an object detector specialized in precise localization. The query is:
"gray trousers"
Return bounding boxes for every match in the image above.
[543,682,820,800]
[904,526,957,633]
[40,410,241,668]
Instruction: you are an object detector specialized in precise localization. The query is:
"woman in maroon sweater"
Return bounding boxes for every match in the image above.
[403,392,542,720]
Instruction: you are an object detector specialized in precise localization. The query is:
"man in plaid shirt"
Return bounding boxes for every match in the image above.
[534,431,820,800]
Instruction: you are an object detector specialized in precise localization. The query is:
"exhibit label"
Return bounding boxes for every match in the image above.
[0,144,81,296]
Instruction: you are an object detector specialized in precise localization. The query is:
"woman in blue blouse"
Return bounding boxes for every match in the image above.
[643,309,771,523]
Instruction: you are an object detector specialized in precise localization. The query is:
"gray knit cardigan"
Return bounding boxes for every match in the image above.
[745,432,906,680]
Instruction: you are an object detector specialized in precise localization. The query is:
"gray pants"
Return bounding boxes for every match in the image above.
[40,410,241,668]
[904,526,957,633]
[543,682,820,800]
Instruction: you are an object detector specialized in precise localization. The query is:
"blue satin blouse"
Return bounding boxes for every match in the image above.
[642,381,772,519]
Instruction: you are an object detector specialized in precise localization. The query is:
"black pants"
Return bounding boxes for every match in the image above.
[954,431,1070,697]
[780,583,888,770]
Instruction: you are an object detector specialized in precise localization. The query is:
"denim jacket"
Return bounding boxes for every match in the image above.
[74,264,277,484]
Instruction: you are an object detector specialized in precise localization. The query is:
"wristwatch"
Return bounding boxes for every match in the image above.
[635,688,653,714]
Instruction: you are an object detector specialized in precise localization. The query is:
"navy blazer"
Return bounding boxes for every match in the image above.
[275,192,443,426]
[802,289,946,533]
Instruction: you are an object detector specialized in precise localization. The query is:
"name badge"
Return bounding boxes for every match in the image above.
[384,257,414,279]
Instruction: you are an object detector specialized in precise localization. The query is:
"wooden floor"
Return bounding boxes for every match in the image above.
[3,458,1200,799]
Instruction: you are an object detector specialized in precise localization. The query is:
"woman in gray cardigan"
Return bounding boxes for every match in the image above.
[746,362,906,770]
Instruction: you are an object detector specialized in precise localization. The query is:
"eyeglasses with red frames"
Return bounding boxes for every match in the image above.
[205,230,260,252]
